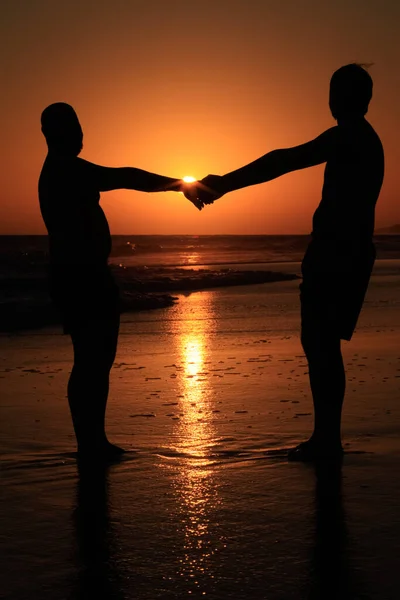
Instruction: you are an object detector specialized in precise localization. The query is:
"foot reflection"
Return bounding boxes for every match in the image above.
[73,464,123,600]
[307,463,357,600]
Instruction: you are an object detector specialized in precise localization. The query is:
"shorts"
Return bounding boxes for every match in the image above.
[300,240,375,341]
[49,265,120,335]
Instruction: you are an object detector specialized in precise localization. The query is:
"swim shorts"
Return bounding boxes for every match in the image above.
[300,240,375,341]
[48,265,120,334]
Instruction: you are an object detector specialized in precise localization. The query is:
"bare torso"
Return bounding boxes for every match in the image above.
[39,155,111,268]
[312,118,384,244]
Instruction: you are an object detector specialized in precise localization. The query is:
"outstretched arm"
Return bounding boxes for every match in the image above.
[76,159,203,209]
[79,160,184,193]
[200,127,337,201]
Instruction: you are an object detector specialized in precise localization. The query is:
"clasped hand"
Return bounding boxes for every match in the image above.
[182,175,225,211]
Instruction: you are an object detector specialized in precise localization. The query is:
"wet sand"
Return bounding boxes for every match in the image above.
[1,263,400,599]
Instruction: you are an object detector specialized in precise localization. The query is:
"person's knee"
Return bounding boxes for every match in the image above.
[74,354,115,374]
[301,329,318,357]
[71,331,118,371]
[301,328,340,359]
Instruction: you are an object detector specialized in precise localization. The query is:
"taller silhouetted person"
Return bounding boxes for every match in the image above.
[39,103,200,461]
[196,64,384,461]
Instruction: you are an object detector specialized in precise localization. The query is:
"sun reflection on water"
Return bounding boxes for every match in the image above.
[168,293,224,592]
[177,332,214,459]
[185,251,200,265]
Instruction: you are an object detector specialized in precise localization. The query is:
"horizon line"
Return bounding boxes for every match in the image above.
[0,230,398,237]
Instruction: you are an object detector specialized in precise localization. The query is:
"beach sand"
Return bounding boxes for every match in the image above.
[1,262,400,599]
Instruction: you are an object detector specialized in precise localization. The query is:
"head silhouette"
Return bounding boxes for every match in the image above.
[41,103,83,156]
[329,64,373,120]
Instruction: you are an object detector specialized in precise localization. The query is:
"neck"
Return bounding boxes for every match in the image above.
[47,147,79,158]
[336,114,365,126]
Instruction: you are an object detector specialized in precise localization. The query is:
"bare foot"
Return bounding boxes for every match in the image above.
[103,441,126,458]
[77,441,126,464]
[288,439,343,463]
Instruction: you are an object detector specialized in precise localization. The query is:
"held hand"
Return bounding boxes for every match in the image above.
[179,176,225,211]
[197,174,225,205]
[181,181,204,211]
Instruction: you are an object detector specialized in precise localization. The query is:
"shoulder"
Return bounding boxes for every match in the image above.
[332,120,384,172]
[337,119,380,145]
[364,120,384,152]
[306,126,339,162]
[74,158,105,182]
[310,126,339,155]
[40,155,82,177]
[56,157,99,185]
[39,156,95,195]
[312,126,339,145]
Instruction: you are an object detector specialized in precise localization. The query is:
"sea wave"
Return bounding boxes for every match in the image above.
[0,263,298,332]
[1,234,399,331]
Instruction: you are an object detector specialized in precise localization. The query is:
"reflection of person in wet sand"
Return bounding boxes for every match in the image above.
[194,64,384,461]
[73,465,123,599]
[305,464,354,599]
[39,103,200,461]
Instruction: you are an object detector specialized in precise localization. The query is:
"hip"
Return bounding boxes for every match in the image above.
[48,264,119,305]
[302,239,375,277]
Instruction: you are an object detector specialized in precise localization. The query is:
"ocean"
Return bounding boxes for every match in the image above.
[2,233,400,270]
[1,233,400,331]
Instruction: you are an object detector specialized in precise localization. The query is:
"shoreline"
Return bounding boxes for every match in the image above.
[0,265,299,333]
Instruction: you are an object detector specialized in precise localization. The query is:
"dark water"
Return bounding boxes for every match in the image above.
[2,234,400,268]
[1,234,400,331]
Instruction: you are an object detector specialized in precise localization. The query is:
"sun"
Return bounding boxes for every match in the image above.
[183,176,197,183]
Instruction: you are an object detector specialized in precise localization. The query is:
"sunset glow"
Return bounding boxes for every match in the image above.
[2,3,399,597]
[1,1,399,234]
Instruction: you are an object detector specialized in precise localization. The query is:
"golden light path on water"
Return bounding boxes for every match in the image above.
[167,291,224,592]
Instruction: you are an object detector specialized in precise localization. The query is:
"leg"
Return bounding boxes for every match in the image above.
[290,245,375,462]
[301,328,345,451]
[67,314,124,460]
[289,271,345,461]
[289,328,345,462]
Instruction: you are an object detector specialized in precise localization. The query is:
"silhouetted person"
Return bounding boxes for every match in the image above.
[196,64,384,461]
[39,102,199,461]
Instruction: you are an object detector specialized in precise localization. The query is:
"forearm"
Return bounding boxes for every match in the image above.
[221,149,293,194]
[83,159,184,193]
[200,130,332,201]
[115,168,181,193]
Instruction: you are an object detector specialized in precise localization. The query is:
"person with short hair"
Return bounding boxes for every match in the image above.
[39,102,200,461]
[196,64,384,461]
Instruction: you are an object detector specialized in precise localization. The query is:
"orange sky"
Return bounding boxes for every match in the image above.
[1,0,399,234]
